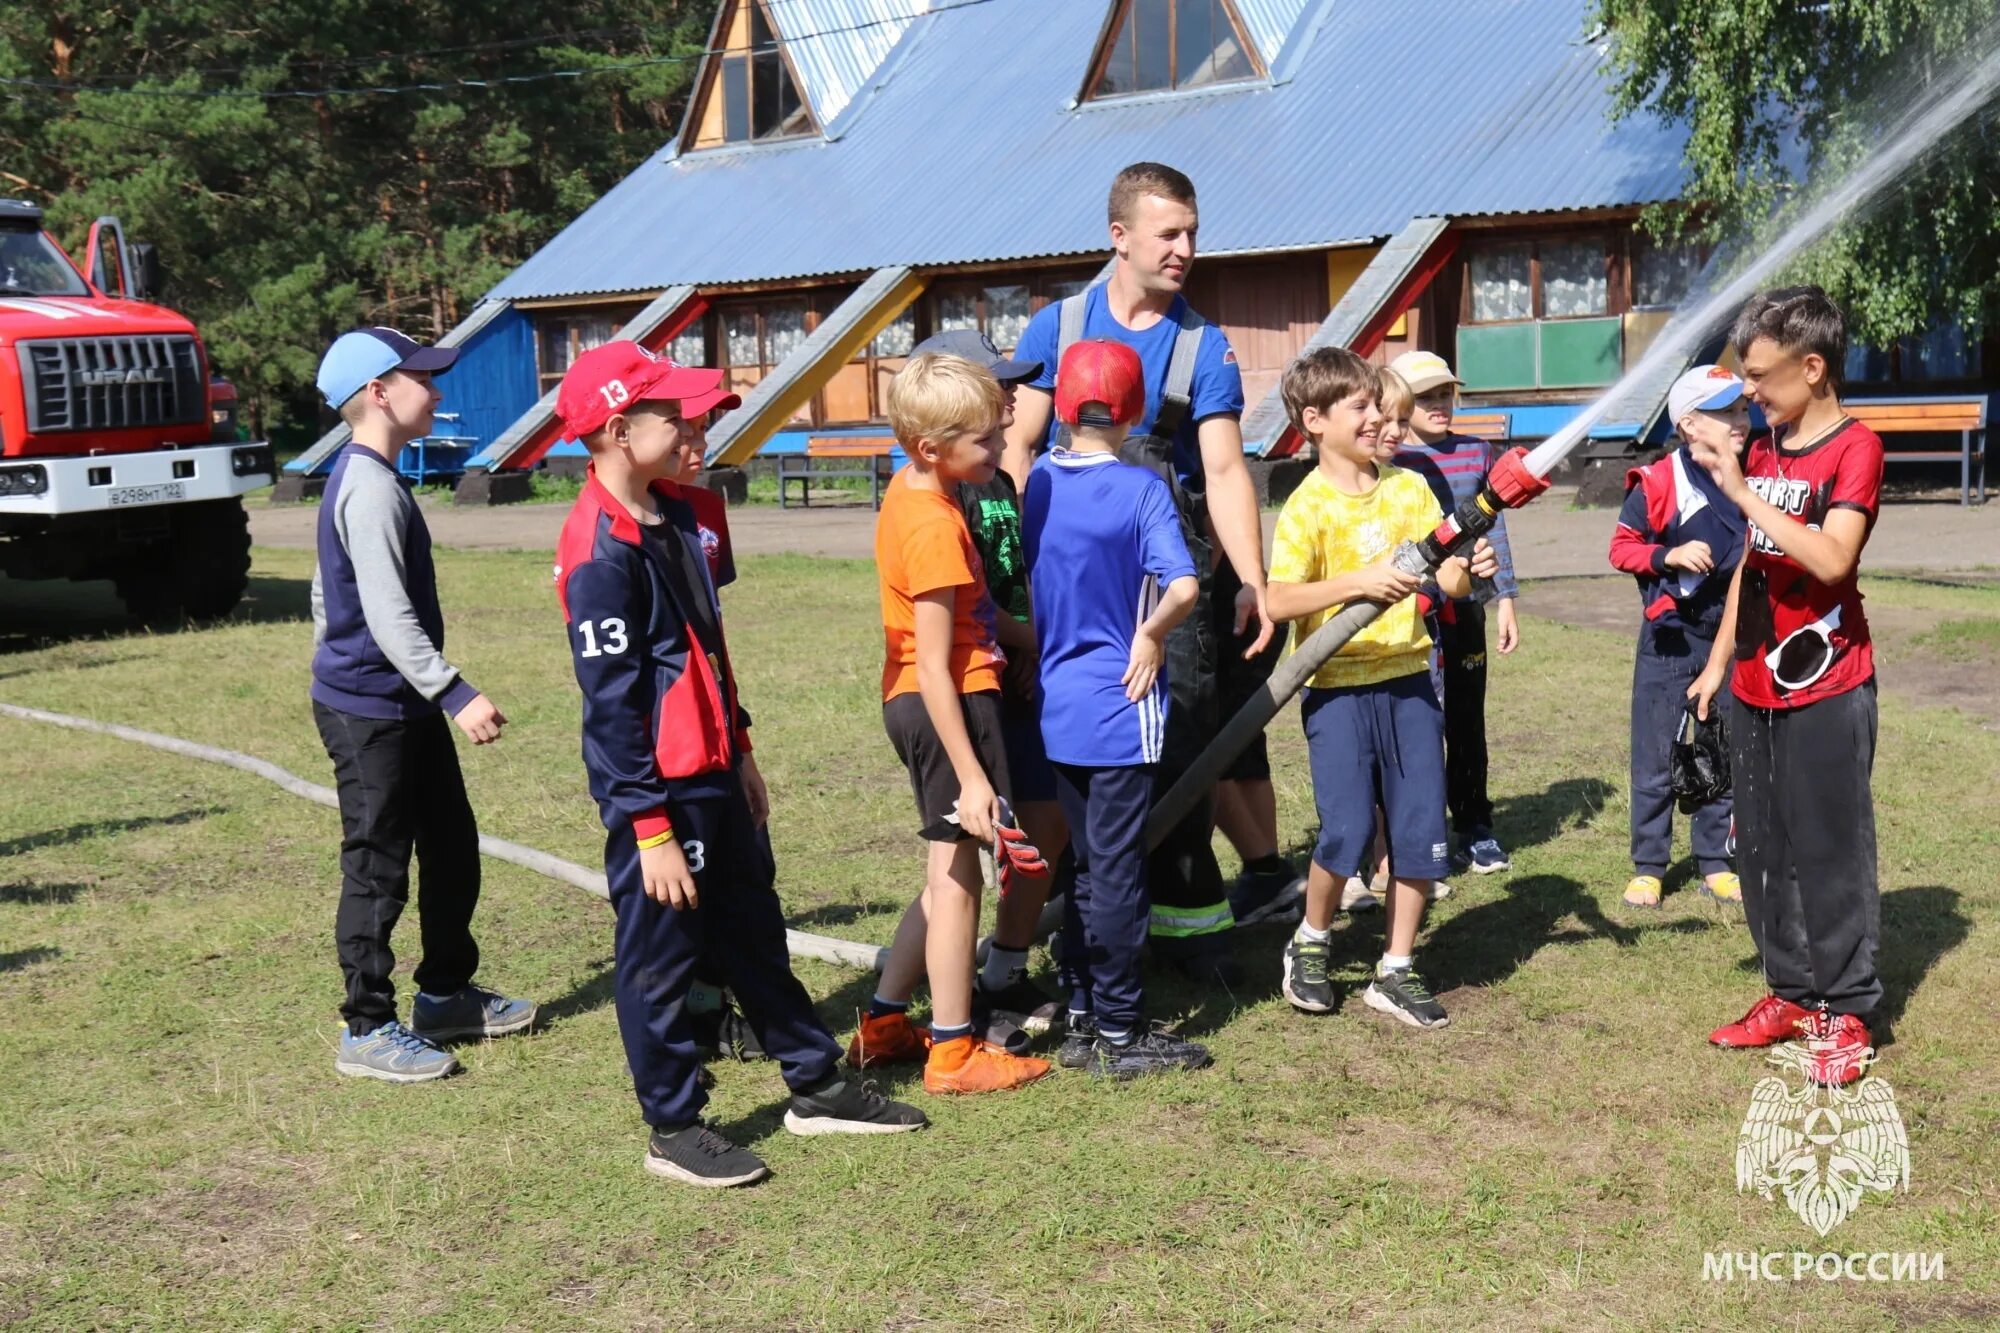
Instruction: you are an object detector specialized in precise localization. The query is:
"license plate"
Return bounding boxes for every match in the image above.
[108,482,184,507]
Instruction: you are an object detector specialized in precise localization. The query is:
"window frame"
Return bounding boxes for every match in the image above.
[1083,0,1265,103]
[1459,230,1704,327]
[680,0,821,153]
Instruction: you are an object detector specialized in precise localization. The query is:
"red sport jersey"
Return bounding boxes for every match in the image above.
[1730,419,1885,709]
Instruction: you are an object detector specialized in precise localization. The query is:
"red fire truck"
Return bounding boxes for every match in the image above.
[0,199,272,622]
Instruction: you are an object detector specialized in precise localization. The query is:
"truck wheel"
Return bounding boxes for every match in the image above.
[114,552,182,626]
[169,498,252,621]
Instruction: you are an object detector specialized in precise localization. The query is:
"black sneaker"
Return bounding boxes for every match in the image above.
[1363,966,1450,1030]
[1281,933,1336,1014]
[1057,1012,1099,1069]
[645,1122,769,1188]
[1228,863,1304,927]
[979,974,1064,1037]
[1089,1030,1213,1081]
[783,1074,929,1136]
[970,989,1032,1055]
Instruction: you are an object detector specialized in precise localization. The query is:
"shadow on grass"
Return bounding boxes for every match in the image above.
[2,946,61,973]
[0,881,90,905]
[0,573,311,654]
[0,807,226,859]
[1491,777,1617,856]
[1728,885,1968,1049]
[1426,873,1721,993]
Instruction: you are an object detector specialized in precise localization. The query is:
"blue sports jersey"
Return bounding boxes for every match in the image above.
[1015,286,1244,486]
[1023,449,1198,767]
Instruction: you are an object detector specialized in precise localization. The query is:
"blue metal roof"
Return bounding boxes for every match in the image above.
[768,0,927,131]
[492,0,1690,300]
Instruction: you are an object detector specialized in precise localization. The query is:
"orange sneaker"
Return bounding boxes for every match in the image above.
[846,1011,929,1069]
[922,1035,1052,1095]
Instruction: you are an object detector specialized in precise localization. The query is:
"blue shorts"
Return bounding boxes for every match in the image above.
[1002,694,1057,804]
[1301,671,1451,881]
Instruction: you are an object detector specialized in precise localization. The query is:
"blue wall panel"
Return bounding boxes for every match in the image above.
[434,304,538,450]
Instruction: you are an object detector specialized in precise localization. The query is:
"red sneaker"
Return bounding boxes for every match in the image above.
[1804,1010,1872,1087]
[845,1011,929,1069]
[1709,994,1810,1048]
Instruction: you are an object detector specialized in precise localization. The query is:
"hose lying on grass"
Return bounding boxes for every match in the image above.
[0,700,887,971]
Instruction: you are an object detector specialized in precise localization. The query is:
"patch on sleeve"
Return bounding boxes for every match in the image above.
[1222,348,1236,365]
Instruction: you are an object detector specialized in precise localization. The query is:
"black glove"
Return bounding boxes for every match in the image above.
[1669,703,1731,813]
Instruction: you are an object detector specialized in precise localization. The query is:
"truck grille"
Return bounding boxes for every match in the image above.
[17,335,205,434]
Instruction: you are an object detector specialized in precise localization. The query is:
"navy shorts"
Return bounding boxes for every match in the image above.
[1001,694,1057,804]
[1301,670,1451,881]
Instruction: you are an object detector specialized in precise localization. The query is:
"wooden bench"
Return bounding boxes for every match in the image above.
[777,437,897,509]
[1452,411,1510,442]
[1845,396,1987,505]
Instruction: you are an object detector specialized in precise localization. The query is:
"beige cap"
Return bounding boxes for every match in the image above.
[1387,350,1462,396]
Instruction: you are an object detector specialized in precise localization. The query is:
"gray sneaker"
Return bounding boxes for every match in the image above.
[410,984,538,1041]
[1362,966,1450,1030]
[335,1020,460,1083]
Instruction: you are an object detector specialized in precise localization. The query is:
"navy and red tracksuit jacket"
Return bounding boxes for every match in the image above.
[556,469,752,844]
[1608,447,1747,636]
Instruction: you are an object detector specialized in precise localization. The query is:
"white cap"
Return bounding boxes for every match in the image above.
[1387,350,1461,395]
[1666,364,1745,427]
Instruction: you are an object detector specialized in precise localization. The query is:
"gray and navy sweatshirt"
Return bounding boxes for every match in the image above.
[1391,433,1520,602]
[310,443,477,720]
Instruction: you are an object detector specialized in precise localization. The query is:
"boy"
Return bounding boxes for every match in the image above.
[1687,288,1885,1086]
[1609,366,1749,909]
[1389,350,1520,875]
[1267,348,1497,1028]
[913,328,1067,1051]
[555,341,925,1188]
[1022,339,1209,1079]
[853,352,1052,1095]
[311,326,534,1084]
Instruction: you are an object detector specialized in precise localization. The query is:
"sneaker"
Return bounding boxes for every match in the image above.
[1426,879,1454,903]
[1701,872,1744,905]
[1363,966,1450,1030]
[1802,1009,1872,1087]
[645,1121,769,1189]
[1057,1012,1099,1069]
[1464,835,1511,875]
[846,1011,929,1068]
[922,1035,1052,1095]
[979,975,1064,1037]
[409,984,538,1041]
[1090,1030,1213,1081]
[1281,933,1336,1014]
[1623,874,1664,908]
[1339,876,1380,913]
[334,1020,460,1084]
[1228,863,1304,926]
[1708,994,1810,1049]
[784,1075,929,1135]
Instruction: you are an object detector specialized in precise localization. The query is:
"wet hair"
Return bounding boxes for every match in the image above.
[885,352,1003,450]
[1108,162,1197,226]
[1281,346,1378,435]
[1732,286,1848,382]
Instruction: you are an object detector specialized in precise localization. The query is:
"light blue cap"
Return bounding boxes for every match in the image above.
[317,327,457,409]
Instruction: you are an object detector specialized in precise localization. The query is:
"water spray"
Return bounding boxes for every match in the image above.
[1146,34,2000,848]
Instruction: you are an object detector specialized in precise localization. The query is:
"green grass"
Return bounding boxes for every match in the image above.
[1913,616,2000,663]
[1,555,1997,1329]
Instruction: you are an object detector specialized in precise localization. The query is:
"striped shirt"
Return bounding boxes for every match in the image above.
[1022,448,1196,767]
[1391,433,1519,599]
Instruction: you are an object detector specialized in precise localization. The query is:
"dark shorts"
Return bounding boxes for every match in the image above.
[1000,693,1056,804]
[1212,558,1284,782]
[883,689,1012,841]
[1301,671,1451,881]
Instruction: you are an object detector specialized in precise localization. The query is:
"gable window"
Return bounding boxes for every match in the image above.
[1089,0,1260,100]
[687,0,817,150]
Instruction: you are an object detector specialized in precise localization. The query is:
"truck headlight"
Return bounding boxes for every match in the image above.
[0,465,48,495]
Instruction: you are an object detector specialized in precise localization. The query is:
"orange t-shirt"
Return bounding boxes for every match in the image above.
[875,467,1005,701]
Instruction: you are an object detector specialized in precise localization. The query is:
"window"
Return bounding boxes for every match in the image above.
[687,0,816,150]
[669,325,707,368]
[1089,0,1259,100]
[1540,240,1608,318]
[1632,240,1698,309]
[926,274,1086,354]
[1468,244,1532,323]
[0,227,88,297]
[537,314,618,394]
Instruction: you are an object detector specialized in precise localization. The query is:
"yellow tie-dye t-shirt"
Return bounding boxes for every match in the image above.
[1268,464,1443,690]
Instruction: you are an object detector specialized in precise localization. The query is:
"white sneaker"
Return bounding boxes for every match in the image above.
[1339,876,1380,913]
[1427,879,1454,902]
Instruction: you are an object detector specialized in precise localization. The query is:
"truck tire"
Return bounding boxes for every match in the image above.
[113,553,181,626]
[169,498,253,622]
